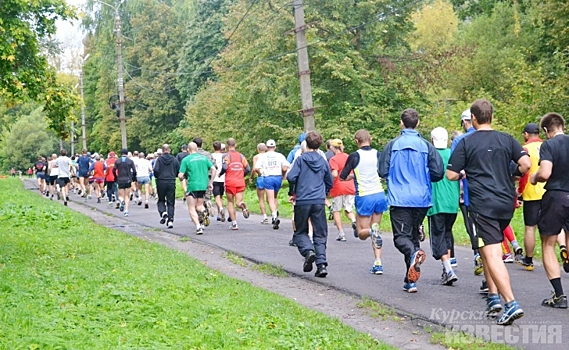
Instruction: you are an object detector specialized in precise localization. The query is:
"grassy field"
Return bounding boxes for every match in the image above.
[0,178,392,349]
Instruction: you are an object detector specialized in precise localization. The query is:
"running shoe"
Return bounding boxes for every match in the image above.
[198,210,205,225]
[303,250,316,272]
[116,202,120,209]
[369,263,383,275]
[370,223,382,249]
[450,257,457,267]
[272,217,280,230]
[137,199,142,206]
[479,280,489,294]
[217,216,222,222]
[485,294,502,318]
[315,264,328,278]
[474,253,484,275]
[336,234,346,242]
[57,192,61,200]
[419,224,425,242]
[119,201,125,212]
[220,208,226,222]
[230,222,239,231]
[144,202,149,209]
[560,247,569,273]
[228,216,232,222]
[541,292,568,309]
[516,256,534,271]
[289,239,296,247]
[66,196,69,202]
[261,218,269,225]
[351,221,358,238]
[167,221,173,229]
[129,193,133,201]
[203,211,210,227]
[160,212,168,225]
[195,227,203,235]
[123,211,129,217]
[407,249,426,283]
[97,198,101,203]
[403,282,417,293]
[502,253,514,263]
[64,201,68,206]
[441,270,458,286]
[497,301,524,325]
[240,202,250,219]
[514,247,524,264]
[328,206,333,220]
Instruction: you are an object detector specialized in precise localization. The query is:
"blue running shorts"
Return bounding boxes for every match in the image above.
[355,192,388,217]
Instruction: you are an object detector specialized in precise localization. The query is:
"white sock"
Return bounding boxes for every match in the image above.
[338,230,345,236]
[272,211,277,218]
[442,259,452,273]
[263,214,267,219]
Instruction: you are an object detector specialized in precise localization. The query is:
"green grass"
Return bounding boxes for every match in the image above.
[251,263,288,278]
[356,297,399,322]
[224,251,248,267]
[430,330,516,350]
[0,178,392,349]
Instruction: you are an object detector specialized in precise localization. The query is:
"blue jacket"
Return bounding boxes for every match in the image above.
[287,151,333,206]
[378,129,444,208]
[450,126,476,206]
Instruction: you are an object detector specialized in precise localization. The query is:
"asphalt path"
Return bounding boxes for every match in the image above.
[26,180,569,349]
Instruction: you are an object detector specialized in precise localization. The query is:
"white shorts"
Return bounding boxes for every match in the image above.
[332,195,355,213]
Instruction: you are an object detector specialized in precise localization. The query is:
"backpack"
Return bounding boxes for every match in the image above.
[35,162,44,171]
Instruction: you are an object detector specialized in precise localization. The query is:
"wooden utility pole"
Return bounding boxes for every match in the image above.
[115,9,127,149]
[292,0,315,132]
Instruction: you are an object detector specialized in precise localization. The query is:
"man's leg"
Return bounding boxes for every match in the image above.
[156,183,167,218]
[186,195,200,230]
[256,188,267,220]
[227,192,236,222]
[310,204,328,276]
[293,205,316,271]
[123,187,131,213]
[165,183,176,224]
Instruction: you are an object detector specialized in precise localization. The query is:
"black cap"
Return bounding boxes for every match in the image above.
[182,144,188,150]
[523,123,540,134]
[121,148,128,155]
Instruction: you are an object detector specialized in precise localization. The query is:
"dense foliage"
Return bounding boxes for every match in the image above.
[2,0,569,169]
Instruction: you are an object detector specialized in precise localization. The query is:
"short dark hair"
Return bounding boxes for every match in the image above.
[305,131,323,150]
[540,112,565,131]
[226,138,236,147]
[192,137,203,147]
[213,141,221,151]
[470,99,493,124]
[60,149,67,156]
[401,109,419,129]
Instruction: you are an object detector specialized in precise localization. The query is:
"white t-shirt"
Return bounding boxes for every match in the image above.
[55,156,71,178]
[135,158,152,177]
[212,152,225,183]
[49,159,59,176]
[256,151,289,176]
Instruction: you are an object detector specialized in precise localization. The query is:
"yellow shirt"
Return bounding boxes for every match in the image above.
[520,139,546,201]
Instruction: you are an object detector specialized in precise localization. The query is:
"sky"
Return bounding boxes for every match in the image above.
[55,0,87,73]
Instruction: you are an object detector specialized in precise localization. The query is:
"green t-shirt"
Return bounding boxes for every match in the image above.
[179,153,213,192]
[427,148,460,216]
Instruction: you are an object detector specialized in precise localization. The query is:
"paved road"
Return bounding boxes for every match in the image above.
[26,180,568,349]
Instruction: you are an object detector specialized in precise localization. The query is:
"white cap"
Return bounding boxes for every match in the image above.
[156,148,163,154]
[266,139,276,147]
[461,109,471,121]
[431,127,448,149]
[221,143,226,149]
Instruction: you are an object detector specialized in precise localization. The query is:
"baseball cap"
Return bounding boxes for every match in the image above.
[330,139,343,147]
[523,122,540,134]
[431,127,448,149]
[121,148,128,155]
[221,143,226,150]
[266,139,276,147]
[461,109,471,121]
[156,148,163,154]
[181,144,188,150]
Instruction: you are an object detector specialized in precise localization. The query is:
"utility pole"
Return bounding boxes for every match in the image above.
[80,69,87,150]
[115,8,127,149]
[293,0,315,132]
[70,122,75,155]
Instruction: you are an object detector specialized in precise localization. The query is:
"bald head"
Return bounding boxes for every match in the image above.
[188,142,198,153]
[162,144,171,154]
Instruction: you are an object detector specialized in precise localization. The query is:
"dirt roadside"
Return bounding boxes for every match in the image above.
[67,200,447,350]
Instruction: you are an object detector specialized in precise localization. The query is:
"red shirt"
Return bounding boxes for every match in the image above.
[223,151,248,188]
[329,152,355,197]
[105,158,116,181]
[93,161,105,178]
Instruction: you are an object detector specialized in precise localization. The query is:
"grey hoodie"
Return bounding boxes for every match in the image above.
[286,151,333,206]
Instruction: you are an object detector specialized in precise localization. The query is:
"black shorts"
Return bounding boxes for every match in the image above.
[469,212,510,247]
[57,177,70,187]
[428,213,457,260]
[186,190,206,199]
[523,200,541,227]
[49,175,58,186]
[213,182,225,197]
[537,191,569,236]
[118,182,132,189]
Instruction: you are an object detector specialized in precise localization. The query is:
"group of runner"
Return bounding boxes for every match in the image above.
[31,99,569,327]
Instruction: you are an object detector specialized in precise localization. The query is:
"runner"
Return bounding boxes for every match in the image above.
[104,152,118,206]
[27,167,33,178]
[219,138,251,230]
[112,148,137,217]
[328,139,357,242]
[77,150,92,198]
[193,137,216,217]
[176,144,190,203]
[379,110,444,293]
[34,156,47,194]
[340,130,388,275]
[47,154,60,200]
[251,143,269,224]
[54,149,72,206]
[427,127,460,286]
[89,154,106,203]
[135,152,153,209]
[447,99,530,325]
[211,141,226,222]
[287,131,333,277]
[178,142,216,235]
[286,133,306,163]
[153,144,180,228]
[530,112,569,308]
[255,139,290,229]
[451,110,482,275]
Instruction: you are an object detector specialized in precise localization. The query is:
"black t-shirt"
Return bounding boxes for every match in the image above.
[176,151,189,163]
[540,134,569,192]
[447,130,527,220]
[34,161,46,173]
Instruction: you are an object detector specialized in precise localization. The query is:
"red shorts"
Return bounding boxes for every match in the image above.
[225,185,245,196]
[94,178,105,184]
